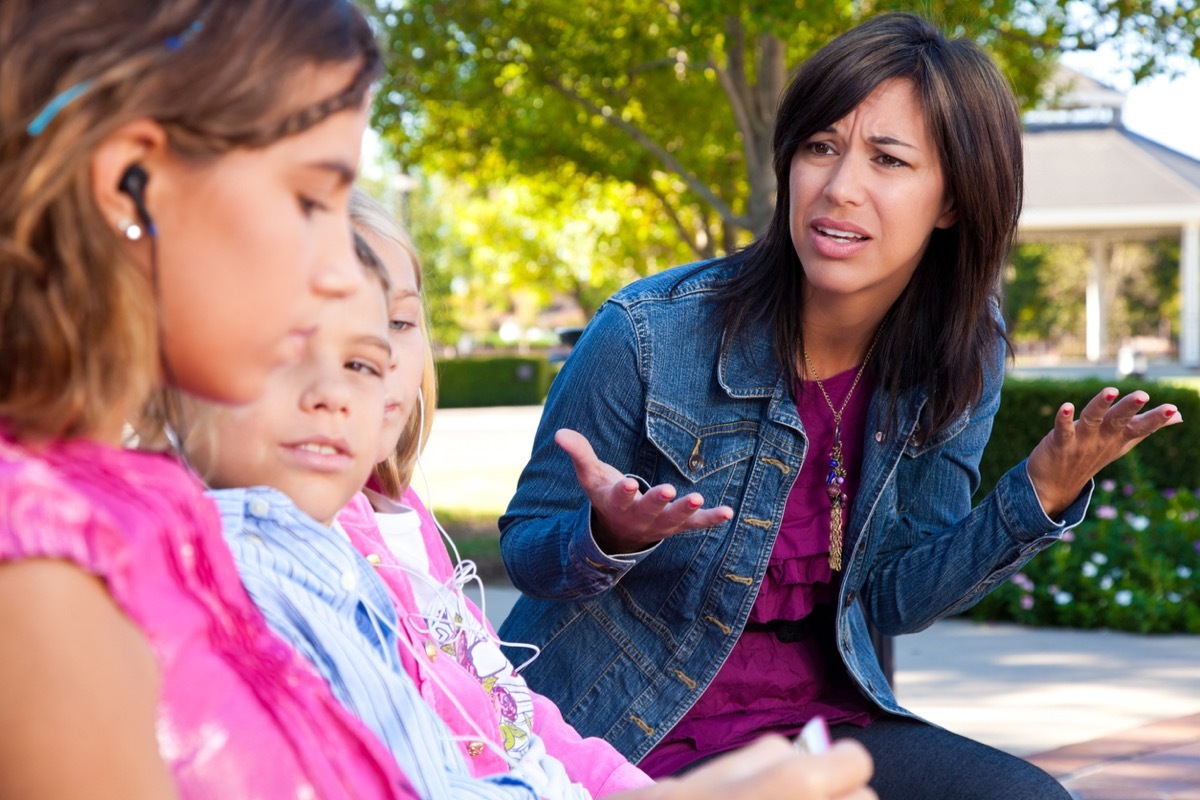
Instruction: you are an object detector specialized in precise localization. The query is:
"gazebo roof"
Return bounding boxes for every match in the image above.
[1020,123,1200,238]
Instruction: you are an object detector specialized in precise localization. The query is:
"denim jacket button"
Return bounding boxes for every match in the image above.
[688,453,705,471]
[845,590,856,607]
[874,431,884,443]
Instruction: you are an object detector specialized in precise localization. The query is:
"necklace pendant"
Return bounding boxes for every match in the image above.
[828,496,845,571]
[826,437,847,571]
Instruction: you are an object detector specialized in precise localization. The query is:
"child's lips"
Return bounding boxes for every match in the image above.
[280,438,354,472]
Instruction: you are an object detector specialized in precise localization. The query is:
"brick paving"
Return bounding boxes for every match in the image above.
[1028,713,1200,799]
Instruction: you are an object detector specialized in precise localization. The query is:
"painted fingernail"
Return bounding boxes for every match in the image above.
[1166,408,1176,418]
[689,498,703,508]
[1105,391,1118,402]
[1135,395,1148,405]
[1062,406,1073,416]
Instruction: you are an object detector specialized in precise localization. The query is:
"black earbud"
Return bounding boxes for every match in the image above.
[119,164,155,238]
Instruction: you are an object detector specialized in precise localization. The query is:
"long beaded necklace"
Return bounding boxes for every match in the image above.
[802,322,886,571]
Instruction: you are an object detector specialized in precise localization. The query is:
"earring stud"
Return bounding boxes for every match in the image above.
[118,219,143,241]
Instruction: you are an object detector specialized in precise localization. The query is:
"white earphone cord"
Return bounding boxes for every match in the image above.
[409,390,541,674]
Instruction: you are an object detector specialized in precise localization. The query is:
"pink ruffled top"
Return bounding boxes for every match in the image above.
[642,368,879,777]
[0,434,415,799]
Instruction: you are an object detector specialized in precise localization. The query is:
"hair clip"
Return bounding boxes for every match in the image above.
[26,17,206,137]
[26,81,94,136]
[164,19,205,51]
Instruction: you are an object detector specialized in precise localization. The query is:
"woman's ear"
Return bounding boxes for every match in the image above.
[935,197,957,230]
[89,119,168,238]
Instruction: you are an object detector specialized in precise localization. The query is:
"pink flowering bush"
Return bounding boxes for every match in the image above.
[966,474,1200,633]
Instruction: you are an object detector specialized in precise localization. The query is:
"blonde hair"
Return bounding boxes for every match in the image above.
[348,187,437,498]
[0,0,379,441]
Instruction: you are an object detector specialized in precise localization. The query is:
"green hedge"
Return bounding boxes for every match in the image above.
[965,477,1200,633]
[978,378,1200,498]
[967,377,1200,634]
[435,356,551,408]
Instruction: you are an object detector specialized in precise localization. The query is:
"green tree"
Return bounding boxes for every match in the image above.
[1003,242,1089,350]
[398,160,695,347]
[368,0,1199,258]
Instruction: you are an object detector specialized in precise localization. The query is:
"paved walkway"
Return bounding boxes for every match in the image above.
[468,582,1200,797]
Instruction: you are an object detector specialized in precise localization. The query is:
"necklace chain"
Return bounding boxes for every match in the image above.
[802,321,887,571]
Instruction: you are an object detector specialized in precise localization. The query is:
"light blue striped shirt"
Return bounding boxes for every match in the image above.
[212,487,538,800]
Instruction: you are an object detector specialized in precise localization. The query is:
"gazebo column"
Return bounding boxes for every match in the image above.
[1086,239,1109,362]
[1182,221,1200,368]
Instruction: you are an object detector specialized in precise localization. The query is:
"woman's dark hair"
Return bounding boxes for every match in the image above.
[719,12,1021,443]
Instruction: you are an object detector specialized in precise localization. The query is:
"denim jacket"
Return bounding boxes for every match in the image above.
[498,261,1090,764]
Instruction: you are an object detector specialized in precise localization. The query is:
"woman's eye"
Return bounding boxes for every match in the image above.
[875,153,908,168]
[298,195,329,216]
[806,141,836,156]
[389,319,415,333]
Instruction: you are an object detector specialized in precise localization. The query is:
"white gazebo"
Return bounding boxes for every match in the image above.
[1018,69,1200,366]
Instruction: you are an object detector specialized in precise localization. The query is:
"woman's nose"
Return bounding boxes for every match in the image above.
[823,155,867,207]
[312,223,365,300]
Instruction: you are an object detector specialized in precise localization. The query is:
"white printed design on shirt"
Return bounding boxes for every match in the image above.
[426,608,537,761]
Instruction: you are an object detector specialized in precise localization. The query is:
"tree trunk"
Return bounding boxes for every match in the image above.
[711,20,785,239]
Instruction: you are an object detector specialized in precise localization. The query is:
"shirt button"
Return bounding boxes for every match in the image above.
[366,553,382,566]
[467,742,485,758]
[424,640,438,661]
[248,498,270,517]
[340,572,357,591]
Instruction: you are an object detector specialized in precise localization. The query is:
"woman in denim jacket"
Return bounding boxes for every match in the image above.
[498,13,1180,800]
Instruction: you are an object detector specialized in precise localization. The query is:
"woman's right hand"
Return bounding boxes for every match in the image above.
[622,737,876,800]
[555,428,734,554]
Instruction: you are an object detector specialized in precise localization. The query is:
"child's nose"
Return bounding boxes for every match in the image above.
[302,374,352,415]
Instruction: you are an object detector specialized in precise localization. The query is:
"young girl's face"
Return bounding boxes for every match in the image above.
[361,230,426,462]
[198,276,391,525]
[150,62,371,406]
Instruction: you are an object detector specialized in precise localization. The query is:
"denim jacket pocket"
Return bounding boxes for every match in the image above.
[645,402,757,487]
[901,405,971,458]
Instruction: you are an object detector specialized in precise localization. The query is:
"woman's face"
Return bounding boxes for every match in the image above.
[789,78,956,309]
[151,62,371,405]
[362,230,426,463]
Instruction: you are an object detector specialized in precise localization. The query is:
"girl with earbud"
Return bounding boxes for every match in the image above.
[0,1,422,797]
[170,188,874,800]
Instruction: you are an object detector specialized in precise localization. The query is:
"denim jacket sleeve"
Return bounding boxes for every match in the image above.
[859,338,1093,635]
[499,300,658,600]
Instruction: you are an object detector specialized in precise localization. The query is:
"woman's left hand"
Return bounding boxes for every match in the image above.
[1026,387,1182,519]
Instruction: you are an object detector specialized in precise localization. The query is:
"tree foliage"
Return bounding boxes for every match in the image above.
[1003,238,1182,356]
[368,0,1199,258]
[400,161,695,346]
